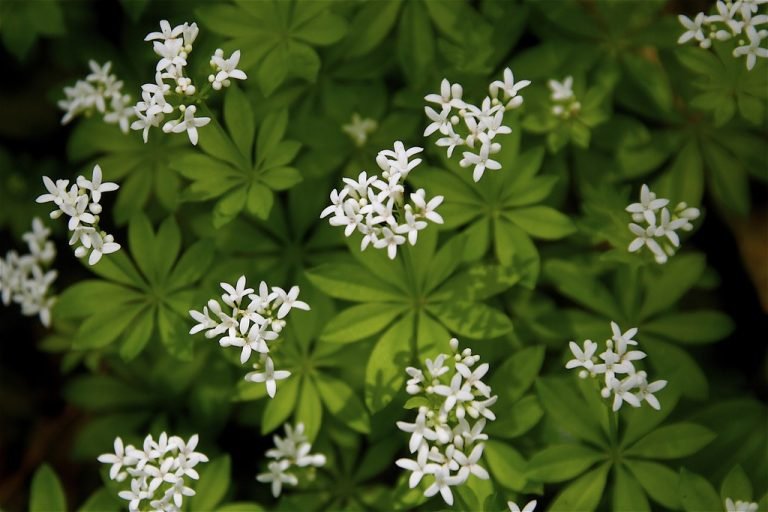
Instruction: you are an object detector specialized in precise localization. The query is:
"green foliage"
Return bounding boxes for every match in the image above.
[3,1,766,511]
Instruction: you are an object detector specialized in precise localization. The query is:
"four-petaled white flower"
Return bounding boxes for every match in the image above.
[245,356,291,398]
[257,422,325,498]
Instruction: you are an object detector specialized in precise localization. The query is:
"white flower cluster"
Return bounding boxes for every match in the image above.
[548,76,580,120]
[58,60,135,133]
[97,433,208,512]
[423,68,529,182]
[0,218,57,327]
[726,497,759,512]
[626,184,700,264]
[36,165,121,266]
[256,423,326,498]
[566,322,667,412]
[678,0,768,70]
[342,112,378,147]
[188,276,309,397]
[130,20,246,145]
[320,141,443,260]
[396,338,496,506]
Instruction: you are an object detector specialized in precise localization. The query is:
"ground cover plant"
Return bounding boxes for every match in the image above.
[0,0,766,511]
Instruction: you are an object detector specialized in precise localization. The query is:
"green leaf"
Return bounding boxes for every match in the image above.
[549,462,611,512]
[224,86,255,160]
[613,463,650,512]
[257,110,288,164]
[260,166,303,191]
[64,376,152,411]
[536,377,607,448]
[192,456,231,511]
[398,0,434,86]
[152,216,181,282]
[89,250,146,289]
[621,389,679,448]
[168,241,215,292]
[484,440,527,492]
[702,139,750,215]
[626,460,681,510]
[262,375,300,434]
[544,260,621,320]
[307,262,404,302]
[30,464,66,512]
[119,306,154,361]
[644,310,734,344]
[423,234,466,294]
[433,264,519,302]
[644,339,708,400]
[157,305,193,360]
[654,139,703,207]
[489,346,545,403]
[257,44,290,96]
[74,304,143,350]
[246,182,274,220]
[316,373,370,433]
[625,423,715,460]
[509,206,574,240]
[128,213,157,283]
[292,2,347,45]
[428,301,513,339]
[721,465,753,502]
[321,303,406,343]
[213,188,247,228]
[639,252,706,319]
[484,394,543,439]
[295,376,323,442]
[344,0,401,57]
[54,280,141,320]
[365,313,413,412]
[77,487,120,512]
[198,117,246,168]
[526,444,603,483]
[678,468,722,512]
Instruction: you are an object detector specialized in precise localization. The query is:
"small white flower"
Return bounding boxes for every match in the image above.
[425,78,465,109]
[256,460,297,498]
[210,48,248,89]
[725,497,759,512]
[423,465,464,506]
[626,184,669,225]
[165,105,210,145]
[459,136,502,182]
[424,106,453,137]
[489,67,531,107]
[678,12,710,46]
[396,444,431,488]
[733,25,768,70]
[244,356,291,398]
[76,164,119,204]
[548,76,575,101]
[397,409,438,453]
[342,113,378,146]
[509,500,537,512]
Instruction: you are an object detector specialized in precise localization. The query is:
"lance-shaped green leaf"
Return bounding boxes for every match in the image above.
[678,468,722,512]
[625,423,715,460]
[613,463,650,512]
[720,465,753,502]
[626,460,681,510]
[30,464,67,512]
[526,444,604,483]
[484,440,527,492]
[536,377,607,448]
[549,462,611,512]
[365,313,413,412]
[316,373,370,434]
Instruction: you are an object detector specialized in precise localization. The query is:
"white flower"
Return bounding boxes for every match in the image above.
[489,67,531,108]
[342,113,378,146]
[566,340,598,373]
[425,78,465,109]
[144,19,184,41]
[424,106,453,137]
[460,136,502,182]
[257,423,325,497]
[453,443,489,480]
[509,500,537,512]
[373,226,406,260]
[423,465,463,506]
[209,48,248,90]
[548,76,575,101]
[76,164,119,204]
[256,460,297,498]
[628,223,668,263]
[274,285,310,319]
[97,437,136,481]
[633,371,667,410]
[244,356,291,398]
[396,445,431,488]
[165,105,210,145]
[725,497,759,512]
[678,12,710,46]
[397,409,438,453]
[733,25,768,70]
[436,132,464,157]
[626,184,669,225]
